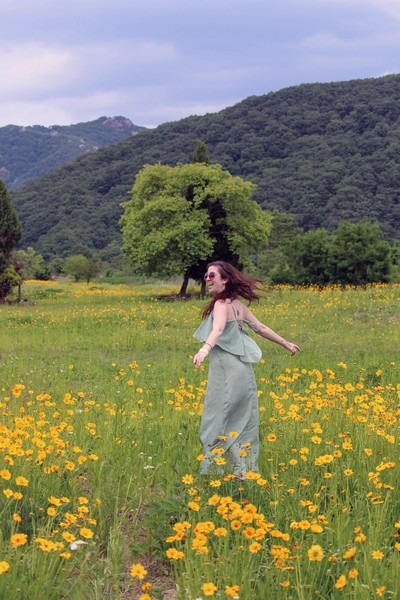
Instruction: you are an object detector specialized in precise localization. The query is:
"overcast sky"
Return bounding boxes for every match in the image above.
[1,0,399,128]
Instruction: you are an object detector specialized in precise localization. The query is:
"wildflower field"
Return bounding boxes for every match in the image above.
[0,281,399,600]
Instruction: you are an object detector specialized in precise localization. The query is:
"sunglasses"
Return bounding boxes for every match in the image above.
[204,271,216,281]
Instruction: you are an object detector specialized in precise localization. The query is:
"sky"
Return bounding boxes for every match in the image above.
[1,0,400,129]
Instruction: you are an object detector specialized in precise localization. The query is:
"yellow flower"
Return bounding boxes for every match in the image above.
[307,544,324,561]
[280,581,290,588]
[343,469,353,477]
[372,550,384,560]
[11,533,28,548]
[0,470,11,480]
[229,431,239,438]
[267,433,277,442]
[130,563,148,579]
[342,547,357,559]
[225,584,240,597]
[202,582,217,596]
[348,569,358,579]
[139,594,151,600]
[166,548,184,560]
[249,542,262,553]
[334,575,348,590]
[47,507,57,517]
[15,476,29,486]
[0,561,10,574]
[188,501,200,512]
[79,528,94,539]
[59,552,72,560]
[214,527,228,537]
[182,474,194,484]
[376,587,386,597]
[210,479,221,487]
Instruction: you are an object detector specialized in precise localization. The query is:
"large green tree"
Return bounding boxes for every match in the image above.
[120,163,271,294]
[64,254,101,283]
[328,220,392,285]
[0,180,22,301]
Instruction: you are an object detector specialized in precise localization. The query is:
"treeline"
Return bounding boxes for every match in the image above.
[11,74,400,262]
[10,215,400,288]
[259,213,399,285]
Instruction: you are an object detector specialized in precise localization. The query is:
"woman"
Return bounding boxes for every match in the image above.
[193,261,300,480]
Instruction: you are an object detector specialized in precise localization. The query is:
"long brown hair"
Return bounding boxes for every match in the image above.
[201,261,263,318]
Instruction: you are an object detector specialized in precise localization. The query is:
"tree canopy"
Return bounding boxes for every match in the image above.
[0,179,22,301]
[120,162,271,292]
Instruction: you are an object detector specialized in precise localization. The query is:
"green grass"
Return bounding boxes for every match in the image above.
[0,281,399,599]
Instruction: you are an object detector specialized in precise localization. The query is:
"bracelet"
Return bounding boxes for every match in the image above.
[204,342,213,349]
[198,346,210,356]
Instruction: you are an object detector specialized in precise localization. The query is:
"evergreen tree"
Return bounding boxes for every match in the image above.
[0,180,22,301]
[192,140,210,164]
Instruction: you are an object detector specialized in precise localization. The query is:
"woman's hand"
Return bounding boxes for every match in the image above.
[193,351,207,367]
[282,340,300,355]
[193,346,210,367]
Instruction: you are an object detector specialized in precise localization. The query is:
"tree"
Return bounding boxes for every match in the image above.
[288,228,331,286]
[120,163,271,294]
[389,238,400,282]
[64,255,101,283]
[12,247,51,280]
[256,210,301,282]
[192,140,210,164]
[0,180,22,301]
[328,219,391,285]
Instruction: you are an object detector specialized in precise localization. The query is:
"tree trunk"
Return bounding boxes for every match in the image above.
[201,279,206,297]
[179,271,190,296]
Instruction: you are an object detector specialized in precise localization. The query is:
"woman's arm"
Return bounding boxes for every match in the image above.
[244,306,300,356]
[193,301,229,367]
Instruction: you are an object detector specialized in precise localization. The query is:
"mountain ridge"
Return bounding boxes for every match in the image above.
[11,74,400,261]
[0,116,146,190]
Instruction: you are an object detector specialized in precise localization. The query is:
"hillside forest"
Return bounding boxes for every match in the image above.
[4,74,400,288]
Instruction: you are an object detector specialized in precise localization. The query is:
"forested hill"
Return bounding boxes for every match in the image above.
[12,74,400,261]
[0,116,146,190]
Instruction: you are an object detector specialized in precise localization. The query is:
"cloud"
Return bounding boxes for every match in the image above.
[368,0,400,20]
[0,0,399,127]
[0,43,76,98]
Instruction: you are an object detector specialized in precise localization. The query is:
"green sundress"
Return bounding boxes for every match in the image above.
[194,314,262,477]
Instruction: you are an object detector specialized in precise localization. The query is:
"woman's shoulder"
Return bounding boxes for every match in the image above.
[214,298,231,308]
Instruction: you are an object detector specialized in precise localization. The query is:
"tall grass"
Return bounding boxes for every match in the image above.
[0,281,398,599]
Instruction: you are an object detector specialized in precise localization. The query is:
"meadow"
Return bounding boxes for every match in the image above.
[0,280,399,600]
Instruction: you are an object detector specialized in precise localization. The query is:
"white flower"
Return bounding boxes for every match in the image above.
[70,540,88,551]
